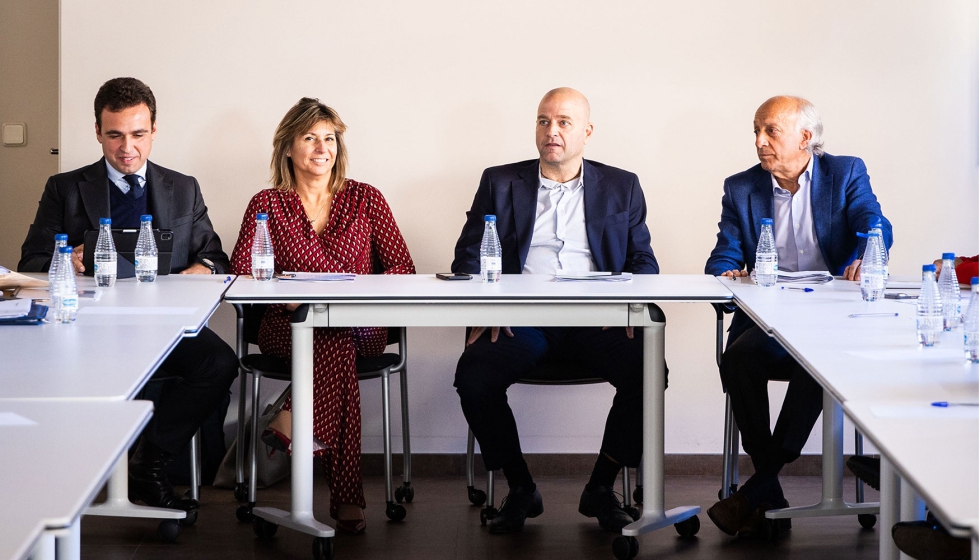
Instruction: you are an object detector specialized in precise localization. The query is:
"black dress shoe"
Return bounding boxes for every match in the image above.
[488,486,543,534]
[129,439,199,512]
[737,499,791,541]
[893,517,971,560]
[578,485,634,532]
[846,455,881,491]
[707,491,753,536]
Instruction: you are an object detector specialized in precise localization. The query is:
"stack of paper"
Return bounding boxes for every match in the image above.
[278,272,356,282]
[776,270,834,284]
[0,299,32,319]
[555,271,632,282]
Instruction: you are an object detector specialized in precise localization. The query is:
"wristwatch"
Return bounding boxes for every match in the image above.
[199,258,216,274]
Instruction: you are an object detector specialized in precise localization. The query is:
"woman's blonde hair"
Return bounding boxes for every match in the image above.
[271,97,348,194]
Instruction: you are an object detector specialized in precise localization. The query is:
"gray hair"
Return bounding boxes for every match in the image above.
[794,98,825,156]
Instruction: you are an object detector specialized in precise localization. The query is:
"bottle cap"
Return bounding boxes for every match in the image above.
[99,218,112,226]
[59,246,73,254]
[866,231,880,237]
[972,277,979,285]
[484,215,496,222]
[923,264,936,272]
[942,253,956,260]
[256,213,269,220]
[761,218,773,225]
[140,214,153,222]
[54,233,68,241]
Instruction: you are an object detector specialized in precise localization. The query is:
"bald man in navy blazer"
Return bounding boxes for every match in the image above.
[451,88,658,535]
[705,96,892,539]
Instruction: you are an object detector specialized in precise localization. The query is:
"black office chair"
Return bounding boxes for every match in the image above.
[463,358,642,525]
[231,303,413,523]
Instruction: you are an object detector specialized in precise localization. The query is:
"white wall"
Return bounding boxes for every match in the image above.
[55,0,978,455]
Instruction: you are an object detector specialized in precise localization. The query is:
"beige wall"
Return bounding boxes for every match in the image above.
[0,0,58,268]
[46,0,980,454]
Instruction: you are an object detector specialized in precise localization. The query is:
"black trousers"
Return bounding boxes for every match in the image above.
[454,327,644,471]
[139,326,239,456]
[720,323,824,474]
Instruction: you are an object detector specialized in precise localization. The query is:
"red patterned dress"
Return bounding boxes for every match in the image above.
[230,180,415,515]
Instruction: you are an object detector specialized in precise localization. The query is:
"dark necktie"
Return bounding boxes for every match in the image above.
[124,174,144,200]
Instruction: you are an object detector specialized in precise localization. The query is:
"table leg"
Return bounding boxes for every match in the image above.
[880,457,901,560]
[32,531,55,560]
[622,305,700,538]
[252,305,334,538]
[767,391,879,519]
[54,520,80,560]
[85,455,185,521]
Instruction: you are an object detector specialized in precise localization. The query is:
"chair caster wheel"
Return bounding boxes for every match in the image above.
[480,506,497,526]
[180,509,198,526]
[253,516,278,540]
[858,514,877,529]
[626,506,641,521]
[632,486,643,505]
[395,482,415,503]
[312,536,334,560]
[157,519,181,542]
[236,504,254,522]
[234,482,248,502]
[674,515,700,538]
[613,535,639,559]
[386,502,407,521]
[467,486,487,506]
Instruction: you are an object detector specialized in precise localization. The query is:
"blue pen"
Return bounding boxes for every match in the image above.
[223,276,232,284]
[781,286,814,293]
[931,401,979,407]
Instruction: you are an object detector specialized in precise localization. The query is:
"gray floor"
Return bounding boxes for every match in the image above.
[80,474,881,559]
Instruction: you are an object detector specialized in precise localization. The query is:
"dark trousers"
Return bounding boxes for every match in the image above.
[720,323,824,476]
[139,326,239,456]
[454,327,644,470]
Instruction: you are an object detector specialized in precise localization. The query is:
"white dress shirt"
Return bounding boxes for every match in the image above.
[105,160,147,195]
[771,156,828,273]
[522,165,595,275]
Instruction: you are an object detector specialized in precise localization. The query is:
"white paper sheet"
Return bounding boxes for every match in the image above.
[0,298,32,319]
[0,412,37,427]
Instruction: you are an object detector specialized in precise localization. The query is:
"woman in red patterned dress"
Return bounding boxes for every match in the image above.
[230,98,415,534]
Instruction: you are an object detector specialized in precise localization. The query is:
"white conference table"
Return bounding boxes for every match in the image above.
[224,273,734,556]
[0,401,153,560]
[0,274,235,556]
[724,277,978,559]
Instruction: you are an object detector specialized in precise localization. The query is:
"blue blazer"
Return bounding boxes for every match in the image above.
[452,159,659,274]
[705,153,893,343]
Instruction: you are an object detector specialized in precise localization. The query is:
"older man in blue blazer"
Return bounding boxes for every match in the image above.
[451,88,659,534]
[705,96,893,539]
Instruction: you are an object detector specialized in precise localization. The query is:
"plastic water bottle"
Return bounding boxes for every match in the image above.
[964,277,979,362]
[50,246,78,323]
[859,231,885,302]
[480,215,501,283]
[134,214,158,283]
[938,253,960,331]
[251,213,275,281]
[48,233,68,285]
[870,219,889,282]
[917,264,944,347]
[755,218,778,287]
[94,218,117,287]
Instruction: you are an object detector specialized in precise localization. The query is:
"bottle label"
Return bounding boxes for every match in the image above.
[94,261,117,275]
[135,256,158,272]
[917,316,943,331]
[61,296,78,310]
[755,260,777,275]
[862,274,884,290]
[481,256,501,272]
[252,255,274,269]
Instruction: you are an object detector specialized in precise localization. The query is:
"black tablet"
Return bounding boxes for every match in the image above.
[82,229,174,278]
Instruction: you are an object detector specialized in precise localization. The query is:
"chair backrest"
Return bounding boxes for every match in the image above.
[241,303,267,347]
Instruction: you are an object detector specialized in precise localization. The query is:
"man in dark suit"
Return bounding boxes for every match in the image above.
[452,88,659,534]
[704,96,893,538]
[19,77,238,514]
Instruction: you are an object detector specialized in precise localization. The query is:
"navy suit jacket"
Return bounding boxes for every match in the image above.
[19,158,229,273]
[452,159,658,275]
[705,153,893,343]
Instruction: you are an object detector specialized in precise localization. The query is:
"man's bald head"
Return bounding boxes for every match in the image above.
[536,87,593,182]
[753,95,824,184]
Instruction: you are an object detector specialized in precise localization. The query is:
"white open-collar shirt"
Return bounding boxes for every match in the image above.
[771,155,829,273]
[521,164,595,274]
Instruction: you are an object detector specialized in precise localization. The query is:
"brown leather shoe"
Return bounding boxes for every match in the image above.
[707,492,753,536]
[737,501,792,541]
